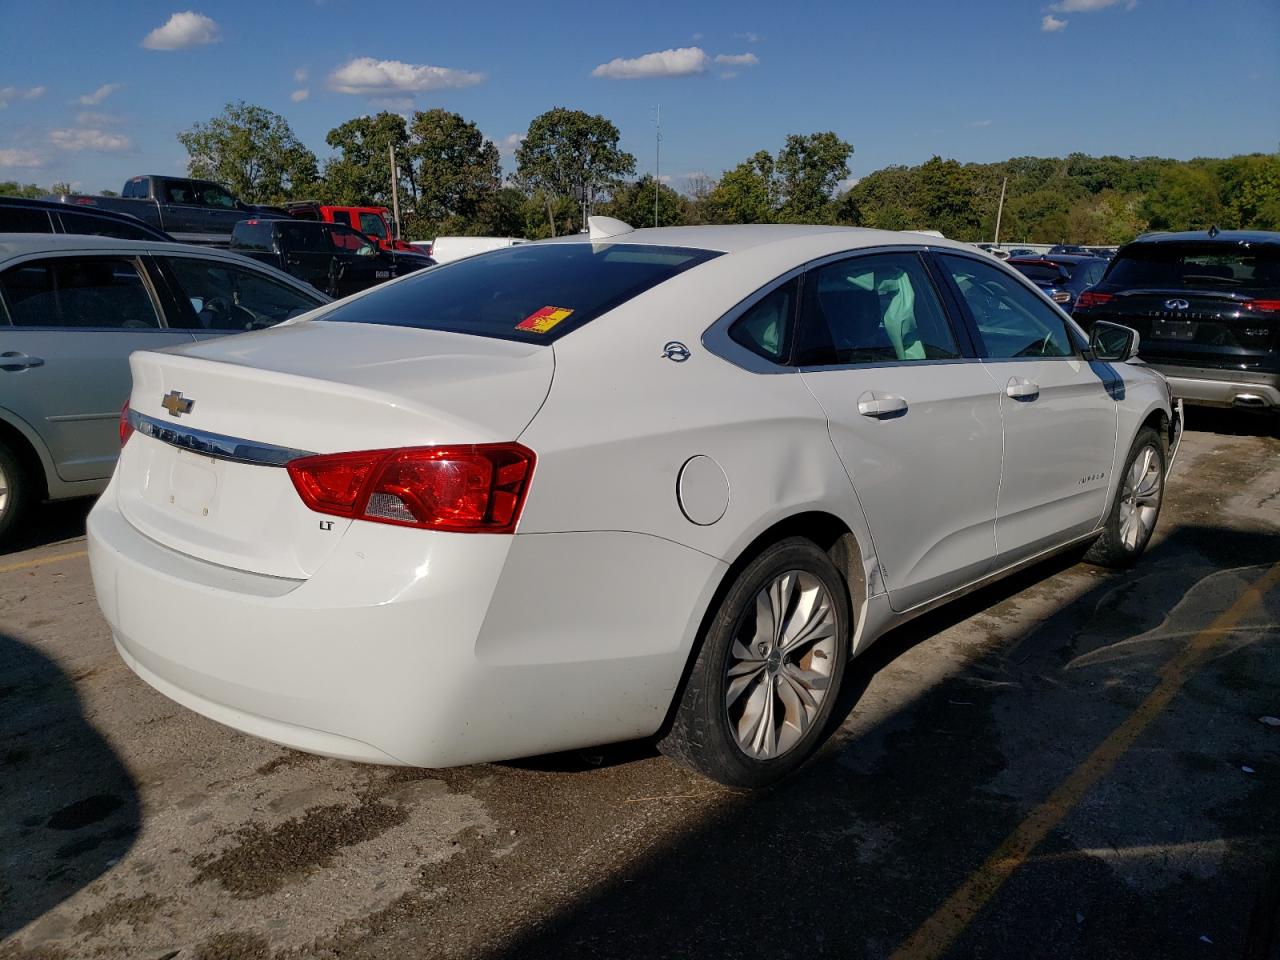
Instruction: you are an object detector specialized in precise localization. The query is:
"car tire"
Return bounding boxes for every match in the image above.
[0,438,35,547]
[658,537,850,788]
[1084,425,1166,569]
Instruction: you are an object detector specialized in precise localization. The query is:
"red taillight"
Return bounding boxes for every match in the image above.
[286,443,535,534]
[1244,299,1280,313]
[119,401,133,446]
[1076,290,1114,309]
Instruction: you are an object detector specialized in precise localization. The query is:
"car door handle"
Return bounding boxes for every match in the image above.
[0,351,44,371]
[857,391,908,419]
[1005,377,1040,401]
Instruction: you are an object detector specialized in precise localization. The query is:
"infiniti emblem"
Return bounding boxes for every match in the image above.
[1165,298,1190,310]
[161,390,193,417]
[662,341,691,363]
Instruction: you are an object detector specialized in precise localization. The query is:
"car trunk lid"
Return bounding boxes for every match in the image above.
[116,320,553,578]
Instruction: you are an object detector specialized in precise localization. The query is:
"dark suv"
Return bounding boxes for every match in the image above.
[1008,254,1109,312]
[229,218,427,299]
[1073,230,1280,412]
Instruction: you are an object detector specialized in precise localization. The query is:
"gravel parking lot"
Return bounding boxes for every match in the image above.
[2,411,1278,960]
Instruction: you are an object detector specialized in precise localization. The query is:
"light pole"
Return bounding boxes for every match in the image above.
[653,104,662,227]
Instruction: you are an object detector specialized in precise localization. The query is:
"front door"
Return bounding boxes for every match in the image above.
[795,250,1003,612]
[935,252,1119,565]
[0,254,194,482]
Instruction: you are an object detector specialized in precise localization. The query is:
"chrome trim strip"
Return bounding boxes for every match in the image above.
[128,410,315,467]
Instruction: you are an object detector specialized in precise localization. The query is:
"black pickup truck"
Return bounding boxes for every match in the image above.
[229,218,431,299]
[53,175,287,246]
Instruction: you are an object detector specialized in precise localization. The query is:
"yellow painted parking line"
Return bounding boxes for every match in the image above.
[0,549,88,575]
[889,562,1280,960]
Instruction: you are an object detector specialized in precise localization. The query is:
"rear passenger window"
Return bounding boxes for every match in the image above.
[163,257,321,330]
[939,254,1073,359]
[0,257,160,329]
[58,210,154,241]
[0,206,54,233]
[795,253,960,366]
[729,279,796,363]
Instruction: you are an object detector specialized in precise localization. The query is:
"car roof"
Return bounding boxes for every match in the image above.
[534,223,987,258]
[0,195,154,224]
[1126,229,1280,248]
[1009,254,1105,266]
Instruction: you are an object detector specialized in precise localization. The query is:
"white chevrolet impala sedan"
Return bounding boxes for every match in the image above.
[88,221,1181,787]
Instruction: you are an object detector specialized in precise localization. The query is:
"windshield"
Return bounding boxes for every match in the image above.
[1106,243,1280,291]
[320,242,722,343]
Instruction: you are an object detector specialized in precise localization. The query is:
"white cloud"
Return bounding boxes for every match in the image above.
[0,85,46,108]
[592,47,710,80]
[495,132,526,156]
[291,88,310,102]
[714,52,759,66]
[1042,14,1069,31]
[142,11,221,50]
[734,31,760,43]
[49,128,133,152]
[328,57,484,96]
[77,83,121,106]
[969,118,993,127]
[0,148,44,167]
[1051,0,1134,10]
[294,67,308,83]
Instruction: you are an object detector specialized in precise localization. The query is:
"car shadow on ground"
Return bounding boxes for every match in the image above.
[0,632,140,941]
[1,498,94,559]
[482,524,1280,960]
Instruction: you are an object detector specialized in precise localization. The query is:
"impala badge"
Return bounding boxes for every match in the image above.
[161,390,193,417]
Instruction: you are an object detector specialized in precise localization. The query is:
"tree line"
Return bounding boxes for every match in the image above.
[4,99,1278,244]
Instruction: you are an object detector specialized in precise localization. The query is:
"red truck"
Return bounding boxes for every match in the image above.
[284,203,423,256]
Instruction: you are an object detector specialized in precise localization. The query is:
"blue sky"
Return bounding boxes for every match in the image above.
[1,0,1277,194]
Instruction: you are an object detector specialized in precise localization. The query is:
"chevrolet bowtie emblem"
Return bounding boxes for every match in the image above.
[161,390,193,417]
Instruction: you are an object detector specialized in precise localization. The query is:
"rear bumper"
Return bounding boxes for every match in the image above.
[1151,363,1280,409]
[88,480,725,767]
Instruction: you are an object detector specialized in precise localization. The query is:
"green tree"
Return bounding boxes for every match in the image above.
[836,165,918,229]
[701,151,778,224]
[402,109,501,238]
[1143,165,1223,231]
[776,132,852,224]
[0,181,47,199]
[515,107,636,236]
[602,174,690,227]
[322,111,411,207]
[178,100,318,204]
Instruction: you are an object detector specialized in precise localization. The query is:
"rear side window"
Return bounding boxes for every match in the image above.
[279,222,324,252]
[0,256,160,329]
[0,206,54,233]
[1013,262,1070,284]
[231,221,276,252]
[795,252,960,366]
[730,279,797,363]
[123,178,148,199]
[330,210,353,226]
[58,210,156,241]
[321,242,722,343]
[163,256,323,330]
[1106,243,1280,292]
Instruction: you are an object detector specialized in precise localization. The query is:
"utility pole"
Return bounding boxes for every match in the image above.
[389,142,402,239]
[653,104,662,228]
[993,176,1007,249]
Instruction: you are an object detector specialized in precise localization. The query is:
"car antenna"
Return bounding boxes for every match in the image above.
[588,216,635,241]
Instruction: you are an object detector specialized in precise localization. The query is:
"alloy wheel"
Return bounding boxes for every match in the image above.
[1118,443,1162,551]
[724,570,838,759]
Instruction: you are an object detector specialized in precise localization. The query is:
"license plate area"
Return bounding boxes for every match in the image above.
[1152,319,1197,340]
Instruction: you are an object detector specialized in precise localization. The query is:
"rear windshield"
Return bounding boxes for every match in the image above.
[1013,262,1070,284]
[1106,243,1280,292]
[320,242,722,343]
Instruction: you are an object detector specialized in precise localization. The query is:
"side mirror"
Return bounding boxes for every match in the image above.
[1089,320,1140,362]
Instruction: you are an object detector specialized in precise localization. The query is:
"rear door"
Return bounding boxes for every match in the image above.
[795,250,1003,611]
[276,222,335,293]
[0,253,194,482]
[934,252,1118,565]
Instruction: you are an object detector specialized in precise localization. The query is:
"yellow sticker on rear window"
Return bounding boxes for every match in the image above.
[517,305,573,333]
